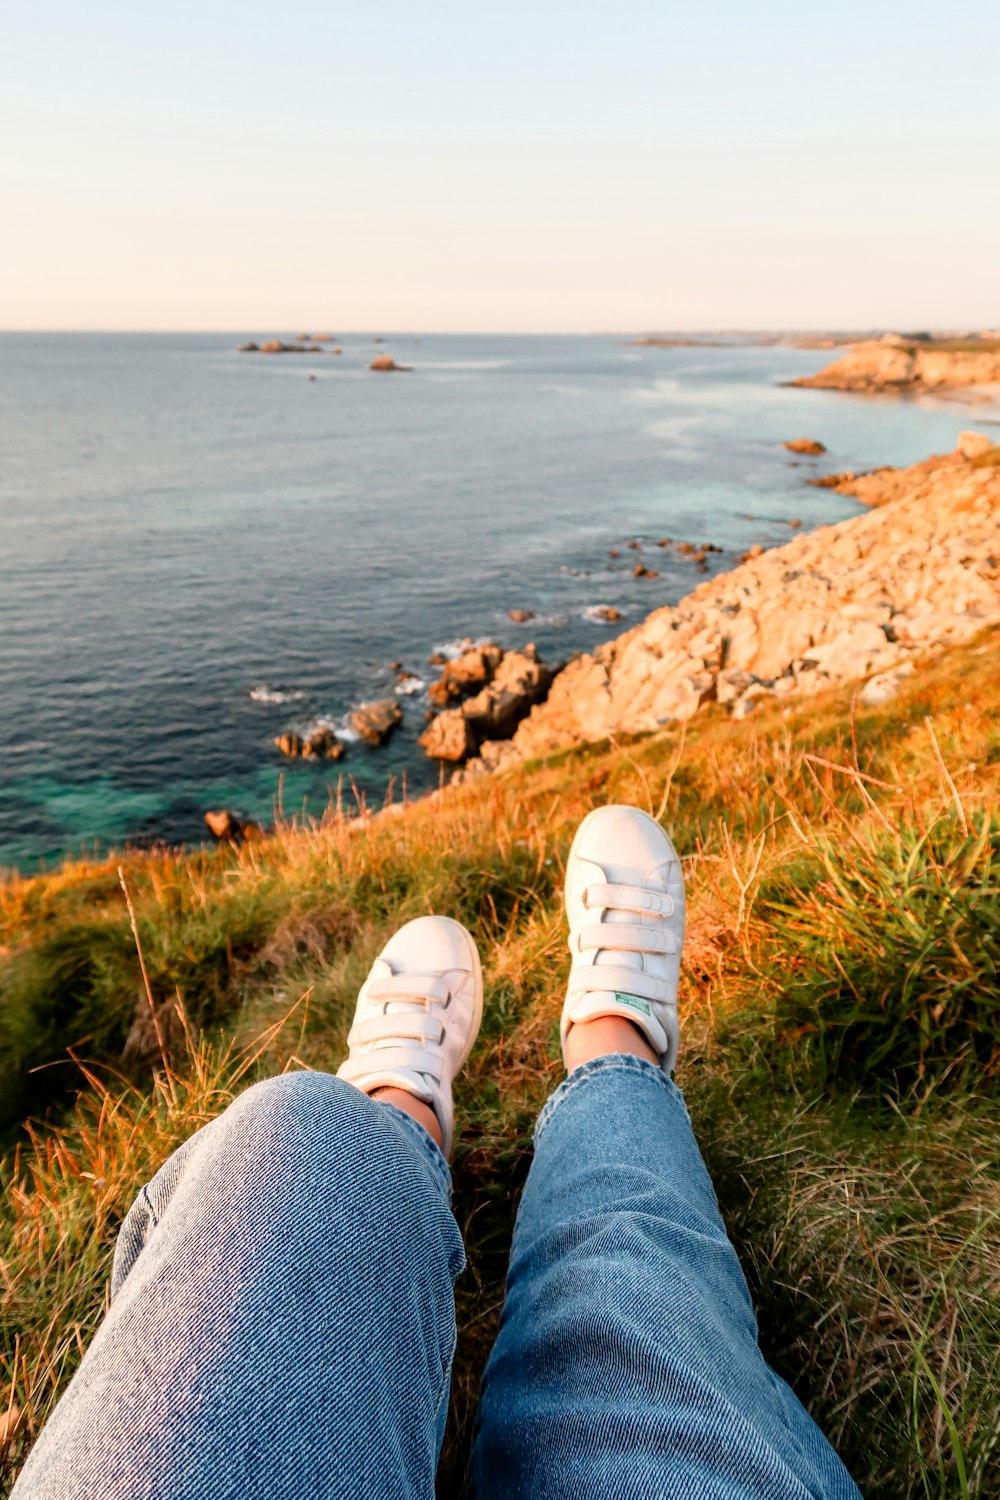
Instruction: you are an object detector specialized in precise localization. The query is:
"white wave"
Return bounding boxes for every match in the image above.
[394,676,426,697]
[510,612,566,629]
[250,685,306,704]
[429,635,492,661]
[583,604,626,624]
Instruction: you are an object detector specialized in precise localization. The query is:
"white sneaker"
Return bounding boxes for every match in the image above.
[561,805,686,1074]
[337,915,483,1157]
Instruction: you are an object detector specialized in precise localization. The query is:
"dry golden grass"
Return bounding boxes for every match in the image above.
[2,627,999,1496]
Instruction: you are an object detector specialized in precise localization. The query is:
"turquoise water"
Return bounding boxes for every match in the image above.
[1,332,993,870]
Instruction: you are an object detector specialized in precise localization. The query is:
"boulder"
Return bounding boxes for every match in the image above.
[784,438,827,455]
[274,727,344,760]
[370,354,411,372]
[204,809,260,841]
[237,341,259,353]
[351,699,403,745]
[419,710,477,762]
[592,605,622,622]
[957,431,996,460]
[429,642,503,704]
[633,564,659,578]
[260,339,292,354]
[509,608,535,623]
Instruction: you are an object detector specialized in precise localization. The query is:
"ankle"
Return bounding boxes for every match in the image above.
[369,1086,444,1150]
[564,1015,659,1073]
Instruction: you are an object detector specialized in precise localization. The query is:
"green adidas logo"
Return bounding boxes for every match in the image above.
[614,992,652,1018]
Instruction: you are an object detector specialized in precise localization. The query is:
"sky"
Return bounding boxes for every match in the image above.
[2,1,999,331]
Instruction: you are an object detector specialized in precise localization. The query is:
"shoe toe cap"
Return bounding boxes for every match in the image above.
[379,915,478,979]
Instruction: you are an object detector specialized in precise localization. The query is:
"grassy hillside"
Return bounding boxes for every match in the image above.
[2,627,999,1496]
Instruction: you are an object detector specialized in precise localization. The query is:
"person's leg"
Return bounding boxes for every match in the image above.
[470,805,861,1500]
[13,915,482,1500]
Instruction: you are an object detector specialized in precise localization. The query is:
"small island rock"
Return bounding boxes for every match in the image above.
[784,438,827,455]
[274,727,344,760]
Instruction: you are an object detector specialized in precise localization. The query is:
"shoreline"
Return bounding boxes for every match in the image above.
[454,434,1000,778]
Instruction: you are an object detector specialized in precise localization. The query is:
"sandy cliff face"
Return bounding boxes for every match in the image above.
[791,340,1000,395]
[468,443,1000,773]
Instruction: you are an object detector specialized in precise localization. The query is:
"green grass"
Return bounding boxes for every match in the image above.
[898,337,1000,355]
[2,628,999,1496]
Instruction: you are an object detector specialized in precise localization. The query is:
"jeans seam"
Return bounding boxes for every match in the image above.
[534,1054,683,1146]
[140,1185,158,1231]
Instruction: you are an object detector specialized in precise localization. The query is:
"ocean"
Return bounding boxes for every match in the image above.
[1,332,992,870]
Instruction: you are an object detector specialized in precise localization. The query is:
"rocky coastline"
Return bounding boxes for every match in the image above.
[452,435,1000,777]
[790,336,1000,398]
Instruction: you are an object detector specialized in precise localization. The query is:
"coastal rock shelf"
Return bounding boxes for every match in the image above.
[790,337,1000,396]
[462,438,1000,775]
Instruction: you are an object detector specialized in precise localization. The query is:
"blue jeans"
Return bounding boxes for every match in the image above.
[12,1058,862,1499]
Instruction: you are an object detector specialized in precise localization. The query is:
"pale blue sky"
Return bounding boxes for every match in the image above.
[3,1,999,330]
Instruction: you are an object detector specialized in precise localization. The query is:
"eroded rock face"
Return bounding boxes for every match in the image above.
[351,700,403,744]
[461,646,554,742]
[421,645,554,761]
[418,709,477,761]
[466,442,1000,769]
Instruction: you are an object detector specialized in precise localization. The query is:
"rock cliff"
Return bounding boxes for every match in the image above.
[791,339,1000,396]
[465,440,1000,774]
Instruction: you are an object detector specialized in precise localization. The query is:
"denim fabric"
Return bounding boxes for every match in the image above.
[13,1061,861,1500]
[470,1056,862,1499]
[12,1073,464,1500]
